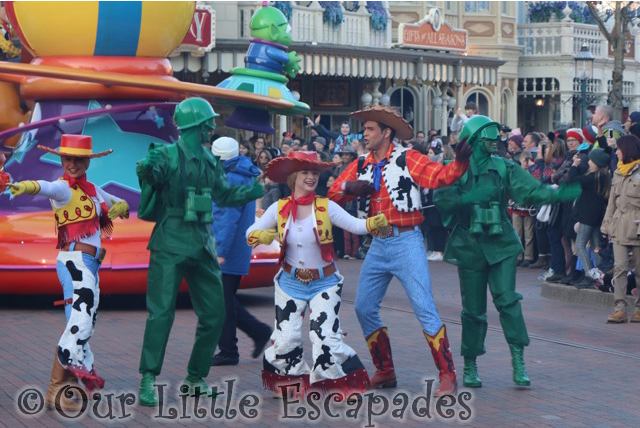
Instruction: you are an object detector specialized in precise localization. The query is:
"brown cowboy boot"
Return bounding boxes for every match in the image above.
[366,327,397,388]
[424,325,457,396]
[46,351,85,411]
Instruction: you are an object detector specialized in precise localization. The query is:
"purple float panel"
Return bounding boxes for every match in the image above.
[0,100,179,214]
[225,106,274,134]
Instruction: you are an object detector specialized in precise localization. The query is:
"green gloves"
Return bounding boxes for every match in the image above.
[556,183,581,202]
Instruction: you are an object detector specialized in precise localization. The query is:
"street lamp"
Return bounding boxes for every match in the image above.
[575,44,594,128]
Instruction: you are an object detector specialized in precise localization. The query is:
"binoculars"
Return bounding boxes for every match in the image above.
[184,186,213,223]
[469,202,503,236]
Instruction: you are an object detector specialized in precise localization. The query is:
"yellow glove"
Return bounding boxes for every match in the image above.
[366,214,388,234]
[247,228,277,247]
[8,181,40,197]
[108,199,130,220]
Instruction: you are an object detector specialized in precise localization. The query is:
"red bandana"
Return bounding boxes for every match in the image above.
[279,192,316,222]
[64,173,97,197]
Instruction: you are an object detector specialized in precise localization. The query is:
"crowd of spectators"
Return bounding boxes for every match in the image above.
[213,103,640,323]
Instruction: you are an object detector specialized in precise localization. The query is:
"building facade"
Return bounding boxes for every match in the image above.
[171,1,522,141]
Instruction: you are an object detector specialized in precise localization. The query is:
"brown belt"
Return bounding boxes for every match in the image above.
[62,242,107,262]
[373,225,415,239]
[283,262,337,283]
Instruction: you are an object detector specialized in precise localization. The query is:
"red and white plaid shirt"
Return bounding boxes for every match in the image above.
[328,144,469,226]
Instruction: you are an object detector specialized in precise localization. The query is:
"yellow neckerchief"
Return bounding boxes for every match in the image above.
[616,159,640,176]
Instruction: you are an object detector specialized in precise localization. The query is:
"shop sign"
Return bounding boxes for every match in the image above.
[607,34,634,59]
[398,8,467,53]
[176,4,215,55]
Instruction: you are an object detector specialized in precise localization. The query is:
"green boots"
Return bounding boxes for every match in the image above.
[462,346,530,388]
[462,357,482,388]
[509,344,530,386]
[139,373,159,406]
[139,374,218,407]
[181,376,218,397]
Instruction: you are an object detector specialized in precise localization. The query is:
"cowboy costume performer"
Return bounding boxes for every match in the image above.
[328,105,473,396]
[433,116,580,388]
[246,151,388,399]
[8,134,129,410]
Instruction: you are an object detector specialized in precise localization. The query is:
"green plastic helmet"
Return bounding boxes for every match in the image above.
[458,115,501,145]
[173,97,219,131]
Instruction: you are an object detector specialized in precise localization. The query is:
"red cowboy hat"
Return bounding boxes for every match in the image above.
[350,104,414,140]
[38,134,112,158]
[266,151,334,183]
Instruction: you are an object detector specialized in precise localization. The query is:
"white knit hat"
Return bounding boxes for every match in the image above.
[212,137,239,161]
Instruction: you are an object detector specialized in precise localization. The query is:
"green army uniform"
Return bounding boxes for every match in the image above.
[137,98,263,405]
[433,116,580,388]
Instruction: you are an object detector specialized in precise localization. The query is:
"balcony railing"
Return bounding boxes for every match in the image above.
[239,1,391,49]
[518,22,606,58]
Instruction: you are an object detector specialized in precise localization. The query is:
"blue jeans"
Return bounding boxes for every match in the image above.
[56,249,101,321]
[276,268,340,301]
[575,223,601,272]
[355,227,442,337]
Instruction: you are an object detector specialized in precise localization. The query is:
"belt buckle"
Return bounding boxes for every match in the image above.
[294,268,313,283]
[374,225,393,239]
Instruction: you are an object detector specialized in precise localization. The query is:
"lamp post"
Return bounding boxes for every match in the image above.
[575,44,594,128]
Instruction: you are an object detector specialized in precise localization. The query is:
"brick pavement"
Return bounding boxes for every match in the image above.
[1,259,639,427]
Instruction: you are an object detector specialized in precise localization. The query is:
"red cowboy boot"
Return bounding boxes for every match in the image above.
[366,327,397,389]
[424,325,457,396]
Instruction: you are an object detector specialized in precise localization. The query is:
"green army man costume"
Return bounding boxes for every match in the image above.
[137,98,264,406]
[433,116,580,388]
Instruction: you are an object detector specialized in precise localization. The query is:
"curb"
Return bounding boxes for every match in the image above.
[541,282,636,308]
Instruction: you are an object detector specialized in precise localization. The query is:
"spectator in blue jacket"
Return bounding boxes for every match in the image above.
[307,115,363,154]
[210,137,272,366]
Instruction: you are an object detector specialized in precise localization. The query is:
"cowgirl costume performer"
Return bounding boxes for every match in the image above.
[246,151,388,397]
[9,135,129,409]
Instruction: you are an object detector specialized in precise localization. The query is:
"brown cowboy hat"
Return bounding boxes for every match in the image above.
[265,151,334,183]
[38,134,112,158]
[350,105,414,140]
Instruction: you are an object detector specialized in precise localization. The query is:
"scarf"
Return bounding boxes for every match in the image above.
[617,159,640,176]
[371,158,388,191]
[279,192,316,222]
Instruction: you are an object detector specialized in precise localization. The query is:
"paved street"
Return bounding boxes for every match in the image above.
[1,257,640,428]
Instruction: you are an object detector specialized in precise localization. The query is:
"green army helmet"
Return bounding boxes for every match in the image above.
[174,97,219,131]
[458,115,501,146]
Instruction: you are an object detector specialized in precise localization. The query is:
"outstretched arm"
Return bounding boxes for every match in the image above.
[406,149,469,189]
[509,163,581,206]
[211,159,264,207]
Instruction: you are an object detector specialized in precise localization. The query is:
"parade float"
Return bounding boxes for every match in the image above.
[0,2,302,294]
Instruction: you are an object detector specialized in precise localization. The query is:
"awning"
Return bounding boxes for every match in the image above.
[171,40,505,86]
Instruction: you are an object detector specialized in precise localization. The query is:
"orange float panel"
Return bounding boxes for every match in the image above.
[0,212,278,294]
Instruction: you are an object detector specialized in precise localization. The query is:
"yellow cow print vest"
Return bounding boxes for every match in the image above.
[276,196,334,264]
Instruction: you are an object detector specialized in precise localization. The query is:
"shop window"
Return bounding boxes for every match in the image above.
[465,92,489,116]
[465,1,489,13]
[237,82,255,93]
[389,87,415,130]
